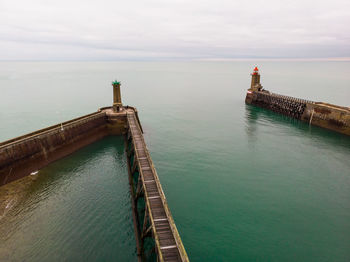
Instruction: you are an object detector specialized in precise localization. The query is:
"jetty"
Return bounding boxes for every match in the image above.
[126,111,188,261]
[245,67,350,136]
[0,81,189,262]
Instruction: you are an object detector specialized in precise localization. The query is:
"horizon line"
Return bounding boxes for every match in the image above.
[1,57,350,62]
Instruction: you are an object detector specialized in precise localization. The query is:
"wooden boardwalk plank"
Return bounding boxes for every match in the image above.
[127,111,188,262]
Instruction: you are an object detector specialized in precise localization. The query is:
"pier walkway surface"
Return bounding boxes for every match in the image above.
[126,109,189,262]
[0,104,189,261]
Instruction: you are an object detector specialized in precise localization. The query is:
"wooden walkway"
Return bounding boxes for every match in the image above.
[126,110,189,262]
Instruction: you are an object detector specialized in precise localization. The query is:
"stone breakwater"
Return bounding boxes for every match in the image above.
[245,90,350,136]
[0,107,128,186]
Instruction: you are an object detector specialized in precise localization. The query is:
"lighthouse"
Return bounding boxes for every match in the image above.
[112,80,122,112]
[250,66,262,91]
[246,66,263,104]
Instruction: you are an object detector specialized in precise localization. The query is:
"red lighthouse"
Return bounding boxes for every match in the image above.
[250,66,261,90]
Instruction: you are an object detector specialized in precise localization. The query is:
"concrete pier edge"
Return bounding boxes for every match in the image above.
[245,67,350,136]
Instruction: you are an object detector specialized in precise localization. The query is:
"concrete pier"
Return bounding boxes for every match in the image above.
[0,108,128,186]
[245,67,350,136]
[125,110,189,261]
[0,81,189,261]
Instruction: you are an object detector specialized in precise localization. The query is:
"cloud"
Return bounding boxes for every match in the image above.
[0,0,349,60]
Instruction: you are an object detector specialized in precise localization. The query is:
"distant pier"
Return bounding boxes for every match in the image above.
[245,67,350,136]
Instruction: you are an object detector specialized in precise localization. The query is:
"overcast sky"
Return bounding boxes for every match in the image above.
[0,0,349,60]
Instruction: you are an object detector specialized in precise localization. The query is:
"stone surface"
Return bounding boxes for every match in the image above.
[0,107,128,186]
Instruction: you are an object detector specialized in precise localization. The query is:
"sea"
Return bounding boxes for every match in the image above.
[0,61,349,261]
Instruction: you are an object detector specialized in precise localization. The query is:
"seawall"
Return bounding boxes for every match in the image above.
[301,102,350,135]
[246,90,350,135]
[0,107,129,186]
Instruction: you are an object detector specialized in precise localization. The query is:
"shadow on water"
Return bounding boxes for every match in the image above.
[0,135,138,262]
[0,136,126,239]
[245,104,350,151]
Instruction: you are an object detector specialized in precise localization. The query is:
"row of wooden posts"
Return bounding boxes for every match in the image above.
[253,91,313,120]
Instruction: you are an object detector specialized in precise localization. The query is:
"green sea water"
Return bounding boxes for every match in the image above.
[0,61,349,261]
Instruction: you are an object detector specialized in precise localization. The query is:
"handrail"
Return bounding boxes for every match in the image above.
[127,110,189,262]
[0,111,106,149]
[314,102,350,111]
[125,106,144,133]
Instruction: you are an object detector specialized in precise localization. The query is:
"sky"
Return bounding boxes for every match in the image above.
[0,0,349,61]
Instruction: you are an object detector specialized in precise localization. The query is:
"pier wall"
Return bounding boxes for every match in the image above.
[0,108,128,186]
[301,103,350,135]
[246,91,311,120]
[246,91,350,135]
